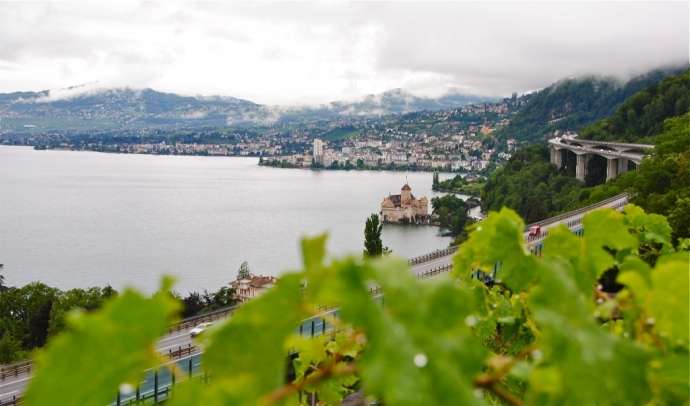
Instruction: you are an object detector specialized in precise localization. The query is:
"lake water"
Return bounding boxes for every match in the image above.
[0,146,462,294]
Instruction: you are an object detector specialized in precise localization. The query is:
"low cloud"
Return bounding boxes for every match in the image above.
[0,2,687,104]
[180,111,207,119]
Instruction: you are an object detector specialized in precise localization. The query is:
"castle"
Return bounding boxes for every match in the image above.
[380,184,429,224]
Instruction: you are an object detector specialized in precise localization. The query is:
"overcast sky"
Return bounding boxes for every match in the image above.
[0,2,687,106]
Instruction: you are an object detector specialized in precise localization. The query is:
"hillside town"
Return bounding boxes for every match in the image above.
[263,126,519,172]
[1,96,536,174]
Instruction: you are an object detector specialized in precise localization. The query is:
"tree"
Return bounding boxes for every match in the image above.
[432,172,439,189]
[48,286,118,337]
[0,331,22,364]
[0,264,4,291]
[363,213,385,258]
[201,286,239,312]
[236,261,250,280]
[181,292,205,318]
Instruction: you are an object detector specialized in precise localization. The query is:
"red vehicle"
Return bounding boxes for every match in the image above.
[528,225,541,236]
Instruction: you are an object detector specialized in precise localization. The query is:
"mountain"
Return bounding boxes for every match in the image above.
[271,88,493,123]
[481,68,690,234]
[332,88,492,113]
[0,87,270,133]
[579,70,689,143]
[0,86,492,135]
[496,65,688,144]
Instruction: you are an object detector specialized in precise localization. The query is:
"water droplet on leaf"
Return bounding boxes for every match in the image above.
[119,383,135,395]
[413,353,427,368]
[532,349,543,360]
[464,315,477,327]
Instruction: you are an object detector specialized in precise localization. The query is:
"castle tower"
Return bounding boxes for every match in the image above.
[401,183,412,202]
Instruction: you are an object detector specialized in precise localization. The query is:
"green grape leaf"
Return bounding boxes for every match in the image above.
[351,258,489,406]
[173,272,309,405]
[648,354,690,404]
[287,335,330,379]
[542,224,601,298]
[647,256,689,344]
[624,204,674,252]
[302,234,375,315]
[302,233,328,273]
[617,255,653,304]
[530,257,589,322]
[542,224,581,262]
[25,278,180,406]
[453,207,538,292]
[529,366,562,394]
[581,208,638,285]
[529,258,652,405]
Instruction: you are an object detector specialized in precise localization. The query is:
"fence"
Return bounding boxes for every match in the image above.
[525,194,629,242]
[164,344,197,359]
[407,246,459,265]
[524,193,629,231]
[0,360,32,380]
[0,396,20,405]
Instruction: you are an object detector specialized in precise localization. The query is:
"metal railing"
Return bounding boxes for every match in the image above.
[164,344,198,360]
[0,395,21,405]
[167,304,242,334]
[526,195,629,242]
[525,192,628,231]
[0,360,33,380]
[408,246,458,265]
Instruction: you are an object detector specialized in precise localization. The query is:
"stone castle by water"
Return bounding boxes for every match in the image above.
[380,184,430,224]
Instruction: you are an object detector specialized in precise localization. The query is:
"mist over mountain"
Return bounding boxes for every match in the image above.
[496,65,688,143]
[1,65,685,136]
[0,85,492,133]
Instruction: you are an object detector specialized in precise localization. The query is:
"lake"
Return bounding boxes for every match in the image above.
[0,146,464,294]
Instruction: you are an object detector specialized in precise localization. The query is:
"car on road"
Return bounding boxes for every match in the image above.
[190,322,214,337]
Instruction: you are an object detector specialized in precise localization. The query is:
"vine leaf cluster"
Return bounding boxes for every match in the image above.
[25,205,689,405]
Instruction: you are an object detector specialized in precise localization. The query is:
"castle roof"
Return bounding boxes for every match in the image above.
[402,184,411,191]
[382,197,396,208]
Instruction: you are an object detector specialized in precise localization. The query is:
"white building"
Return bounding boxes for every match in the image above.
[230,274,278,303]
[314,138,323,163]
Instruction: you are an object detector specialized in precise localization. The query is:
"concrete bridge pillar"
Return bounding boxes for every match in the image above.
[606,158,618,182]
[617,158,628,176]
[550,146,563,169]
[576,153,590,181]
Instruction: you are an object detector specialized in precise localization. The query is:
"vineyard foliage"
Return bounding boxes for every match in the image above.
[25,206,689,405]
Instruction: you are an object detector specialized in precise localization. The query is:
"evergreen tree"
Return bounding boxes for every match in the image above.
[236,261,250,280]
[363,214,384,258]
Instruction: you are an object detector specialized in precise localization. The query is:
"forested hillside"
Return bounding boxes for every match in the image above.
[579,113,689,242]
[482,68,690,241]
[579,70,690,143]
[481,145,585,224]
[496,67,686,144]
